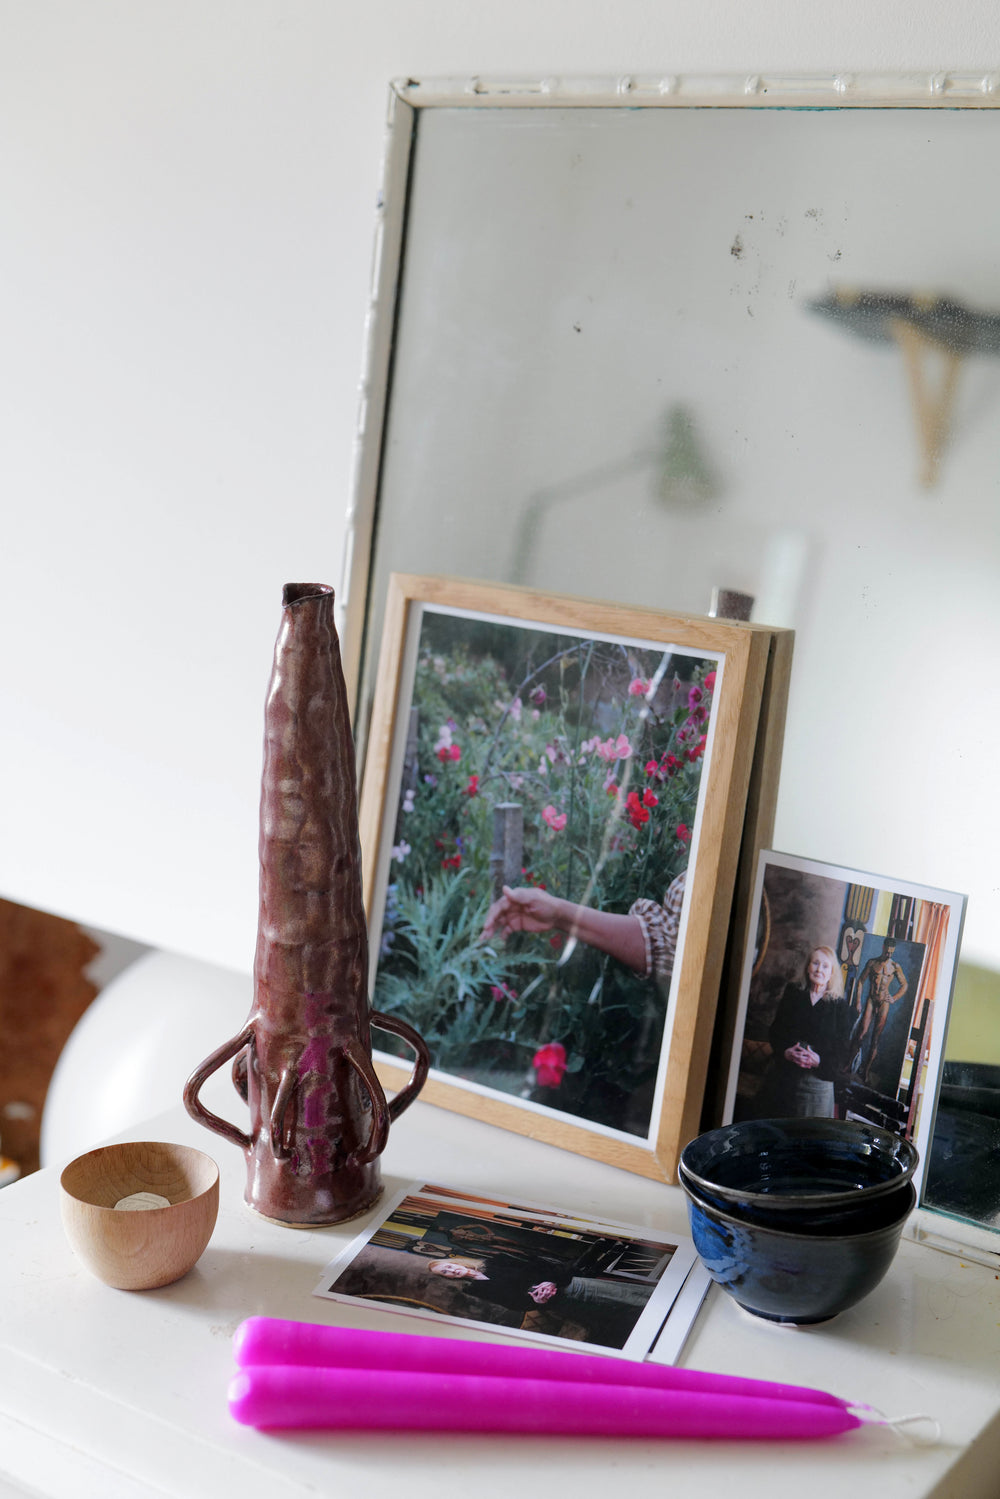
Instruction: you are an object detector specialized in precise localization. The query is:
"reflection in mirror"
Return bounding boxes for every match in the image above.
[344,79,1000,1245]
[919,961,1000,1254]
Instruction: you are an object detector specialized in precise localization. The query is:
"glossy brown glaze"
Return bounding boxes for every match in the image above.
[184,584,428,1225]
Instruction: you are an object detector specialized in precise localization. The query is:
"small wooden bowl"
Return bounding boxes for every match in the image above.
[60,1141,219,1290]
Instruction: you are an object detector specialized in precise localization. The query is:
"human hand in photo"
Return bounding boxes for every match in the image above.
[528,1281,559,1304]
[481,886,562,940]
[785,1041,821,1070]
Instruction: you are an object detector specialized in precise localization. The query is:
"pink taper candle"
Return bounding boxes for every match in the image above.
[232,1317,847,1409]
[228,1364,862,1439]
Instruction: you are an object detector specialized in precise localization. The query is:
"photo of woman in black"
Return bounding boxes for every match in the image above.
[753,944,853,1118]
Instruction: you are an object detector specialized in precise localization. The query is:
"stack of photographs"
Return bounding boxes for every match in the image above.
[314,1182,711,1363]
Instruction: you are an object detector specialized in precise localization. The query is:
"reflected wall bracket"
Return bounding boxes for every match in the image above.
[808,288,1000,487]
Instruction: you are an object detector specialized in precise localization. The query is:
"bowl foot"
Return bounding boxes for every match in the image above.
[737,1303,838,1326]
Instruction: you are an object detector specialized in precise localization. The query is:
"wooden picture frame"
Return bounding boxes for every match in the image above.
[359,574,774,1181]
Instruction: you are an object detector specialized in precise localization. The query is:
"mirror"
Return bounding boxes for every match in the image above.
[342,76,1000,1250]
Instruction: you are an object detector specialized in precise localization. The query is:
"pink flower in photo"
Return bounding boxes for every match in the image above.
[532,1041,567,1088]
[509,696,523,722]
[541,804,567,832]
[688,685,703,709]
[704,670,716,692]
[596,733,632,762]
[490,983,518,1004]
[628,677,649,697]
[645,758,661,778]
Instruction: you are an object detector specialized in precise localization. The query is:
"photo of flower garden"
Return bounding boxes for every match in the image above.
[370,606,718,1139]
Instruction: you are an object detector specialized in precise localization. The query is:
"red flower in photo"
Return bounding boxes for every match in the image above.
[704,670,716,692]
[532,1041,567,1088]
[625,791,650,829]
[464,774,479,796]
[676,823,691,844]
[642,788,659,808]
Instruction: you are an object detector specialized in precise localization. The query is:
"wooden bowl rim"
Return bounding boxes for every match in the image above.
[59,1140,219,1210]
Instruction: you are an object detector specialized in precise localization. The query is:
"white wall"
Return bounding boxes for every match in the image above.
[0,1,996,973]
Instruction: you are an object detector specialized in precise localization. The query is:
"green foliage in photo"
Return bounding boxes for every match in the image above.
[373,610,716,1136]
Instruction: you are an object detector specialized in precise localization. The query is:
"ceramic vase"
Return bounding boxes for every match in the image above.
[184,583,428,1225]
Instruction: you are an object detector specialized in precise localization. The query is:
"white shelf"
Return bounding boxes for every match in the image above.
[2,1100,998,1498]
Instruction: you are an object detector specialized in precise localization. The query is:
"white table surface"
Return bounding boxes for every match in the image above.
[1,1098,998,1499]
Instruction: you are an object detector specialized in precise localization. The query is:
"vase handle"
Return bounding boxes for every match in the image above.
[269,1065,297,1161]
[370,1011,431,1122]
[341,1037,391,1167]
[183,1022,256,1153]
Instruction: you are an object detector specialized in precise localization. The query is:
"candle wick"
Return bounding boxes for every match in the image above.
[851,1405,941,1445]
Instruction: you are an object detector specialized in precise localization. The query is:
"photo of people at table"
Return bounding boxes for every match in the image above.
[316,1184,695,1357]
[726,852,962,1145]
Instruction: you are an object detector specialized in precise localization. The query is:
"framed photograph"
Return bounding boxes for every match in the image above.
[723,849,967,1193]
[359,573,774,1181]
[313,1181,702,1361]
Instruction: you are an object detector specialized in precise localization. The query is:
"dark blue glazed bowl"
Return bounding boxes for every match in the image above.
[680,1118,918,1233]
[682,1173,916,1324]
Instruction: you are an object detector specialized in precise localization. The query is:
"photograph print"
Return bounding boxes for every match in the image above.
[359,576,771,1180]
[314,1182,697,1359]
[724,850,966,1185]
